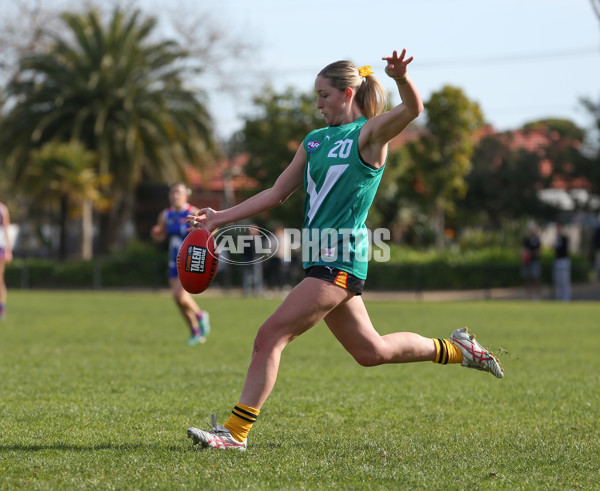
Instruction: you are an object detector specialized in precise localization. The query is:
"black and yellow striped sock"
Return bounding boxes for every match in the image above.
[433,338,463,364]
[224,403,260,442]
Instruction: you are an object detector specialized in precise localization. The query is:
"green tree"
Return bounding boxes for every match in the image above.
[459,118,592,229]
[580,97,600,199]
[532,119,595,212]
[402,86,485,248]
[0,7,217,252]
[25,141,110,260]
[368,144,427,242]
[521,119,594,213]
[459,133,557,228]
[522,118,586,141]
[234,85,323,227]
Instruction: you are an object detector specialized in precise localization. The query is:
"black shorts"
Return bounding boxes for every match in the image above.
[304,266,365,295]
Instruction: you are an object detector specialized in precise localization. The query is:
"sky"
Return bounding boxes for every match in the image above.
[4,0,600,141]
[179,0,600,141]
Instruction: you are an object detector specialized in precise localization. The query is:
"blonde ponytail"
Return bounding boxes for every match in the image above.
[318,61,388,119]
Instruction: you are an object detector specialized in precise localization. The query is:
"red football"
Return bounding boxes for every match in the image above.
[176,228,219,294]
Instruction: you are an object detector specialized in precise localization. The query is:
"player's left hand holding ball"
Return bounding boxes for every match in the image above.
[187,207,218,233]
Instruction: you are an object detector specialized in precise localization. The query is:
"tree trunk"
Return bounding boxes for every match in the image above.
[81,199,93,260]
[59,194,69,260]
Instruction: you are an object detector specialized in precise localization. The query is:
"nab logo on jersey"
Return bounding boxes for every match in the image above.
[307,140,321,153]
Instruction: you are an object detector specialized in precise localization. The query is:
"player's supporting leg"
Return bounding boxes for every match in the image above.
[188,277,353,449]
[188,280,503,450]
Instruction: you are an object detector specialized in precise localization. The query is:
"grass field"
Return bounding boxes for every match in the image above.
[0,290,599,490]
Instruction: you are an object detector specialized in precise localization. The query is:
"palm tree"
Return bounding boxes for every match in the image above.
[25,141,109,260]
[591,0,600,21]
[0,7,217,252]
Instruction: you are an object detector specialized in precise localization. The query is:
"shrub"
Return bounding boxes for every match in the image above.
[5,244,592,291]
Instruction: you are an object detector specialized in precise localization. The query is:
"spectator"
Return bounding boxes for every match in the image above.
[593,222,600,282]
[264,225,292,294]
[553,224,570,301]
[242,225,263,296]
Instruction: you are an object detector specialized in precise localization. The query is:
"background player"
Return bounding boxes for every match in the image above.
[151,182,210,345]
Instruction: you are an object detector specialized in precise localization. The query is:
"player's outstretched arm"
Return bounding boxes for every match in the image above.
[150,212,166,242]
[189,145,307,233]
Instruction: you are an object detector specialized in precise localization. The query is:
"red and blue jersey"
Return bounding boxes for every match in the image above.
[164,204,194,279]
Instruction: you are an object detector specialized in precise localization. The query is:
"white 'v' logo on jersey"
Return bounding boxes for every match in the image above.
[306,161,349,225]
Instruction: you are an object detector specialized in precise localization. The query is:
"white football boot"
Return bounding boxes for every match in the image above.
[450,327,504,379]
[187,414,247,451]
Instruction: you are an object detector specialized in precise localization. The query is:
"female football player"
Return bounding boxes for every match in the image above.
[186,50,503,450]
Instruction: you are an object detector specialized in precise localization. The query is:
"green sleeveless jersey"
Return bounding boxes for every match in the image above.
[302,116,385,280]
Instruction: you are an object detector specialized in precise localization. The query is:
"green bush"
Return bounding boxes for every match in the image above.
[366,262,523,291]
[367,245,591,290]
[5,244,592,291]
[5,241,169,289]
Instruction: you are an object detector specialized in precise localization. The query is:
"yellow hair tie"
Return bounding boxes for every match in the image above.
[358,65,373,78]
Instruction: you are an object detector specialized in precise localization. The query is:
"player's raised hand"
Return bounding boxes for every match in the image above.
[382,49,413,80]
